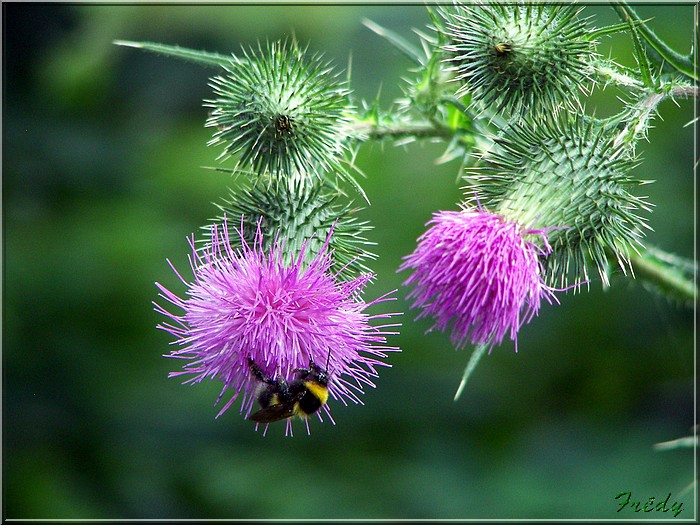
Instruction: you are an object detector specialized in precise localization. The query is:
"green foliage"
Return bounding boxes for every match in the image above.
[113,40,233,68]
[612,1,698,82]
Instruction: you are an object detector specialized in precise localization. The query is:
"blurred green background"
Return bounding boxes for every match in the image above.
[3,3,696,520]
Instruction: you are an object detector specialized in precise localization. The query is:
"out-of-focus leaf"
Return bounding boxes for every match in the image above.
[113,40,233,68]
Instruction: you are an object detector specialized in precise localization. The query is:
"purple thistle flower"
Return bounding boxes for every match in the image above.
[154,218,400,435]
[400,209,557,351]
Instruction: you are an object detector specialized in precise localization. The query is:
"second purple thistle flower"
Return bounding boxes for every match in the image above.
[400,209,557,351]
[154,219,400,434]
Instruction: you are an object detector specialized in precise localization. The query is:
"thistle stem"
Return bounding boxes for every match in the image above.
[593,62,646,90]
[613,85,698,148]
[640,85,699,108]
[629,249,696,305]
[346,119,457,142]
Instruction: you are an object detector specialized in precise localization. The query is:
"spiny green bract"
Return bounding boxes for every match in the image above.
[463,114,652,289]
[205,40,353,182]
[439,1,597,116]
[212,179,376,280]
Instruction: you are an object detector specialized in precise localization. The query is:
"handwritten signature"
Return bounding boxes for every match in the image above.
[614,491,684,518]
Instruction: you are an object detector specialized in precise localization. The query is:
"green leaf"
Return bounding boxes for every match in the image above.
[624,9,656,88]
[362,18,424,66]
[454,343,489,401]
[588,19,648,40]
[113,40,233,69]
[611,3,698,81]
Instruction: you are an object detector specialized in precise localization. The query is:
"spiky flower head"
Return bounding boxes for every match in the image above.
[400,209,556,351]
[205,39,353,181]
[464,114,652,288]
[154,218,399,435]
[439,1,597,115]
[213,178,375,280]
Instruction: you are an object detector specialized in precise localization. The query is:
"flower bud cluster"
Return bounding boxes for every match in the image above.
[153,39,399,434]
[115,0,690,419]
[401,1,655,365]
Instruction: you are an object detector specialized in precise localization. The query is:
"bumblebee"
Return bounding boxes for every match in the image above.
[247,357,330,424]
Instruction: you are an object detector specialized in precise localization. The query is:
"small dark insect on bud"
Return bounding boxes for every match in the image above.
[275,114,294,137]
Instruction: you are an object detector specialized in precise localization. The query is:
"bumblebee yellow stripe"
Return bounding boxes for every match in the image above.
[305,381,329,405]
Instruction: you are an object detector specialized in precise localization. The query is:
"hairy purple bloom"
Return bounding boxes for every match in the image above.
[154,219,399,435]
[400,210,556,351]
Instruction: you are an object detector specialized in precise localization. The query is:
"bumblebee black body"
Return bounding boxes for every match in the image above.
[248,357,330,424]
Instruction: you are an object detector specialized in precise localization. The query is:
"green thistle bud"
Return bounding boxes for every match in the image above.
[439,1,597,115]
[205,39,353,181]
[213,178,375,280]
[464,114,652,288]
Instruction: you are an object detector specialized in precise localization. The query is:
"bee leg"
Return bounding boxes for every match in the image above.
[248,357,275,385]
[292,359,314,375]
[273,375,291,399]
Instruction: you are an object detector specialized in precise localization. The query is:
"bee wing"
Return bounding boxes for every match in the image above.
[248,400,299,423]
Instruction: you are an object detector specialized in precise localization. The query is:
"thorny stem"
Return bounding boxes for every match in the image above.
[347,119,456,141]
[594,62,645,89]
[613,84,698,150]
[630,250,696,305]
[642,85,698,107]
[345,95,498,146]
